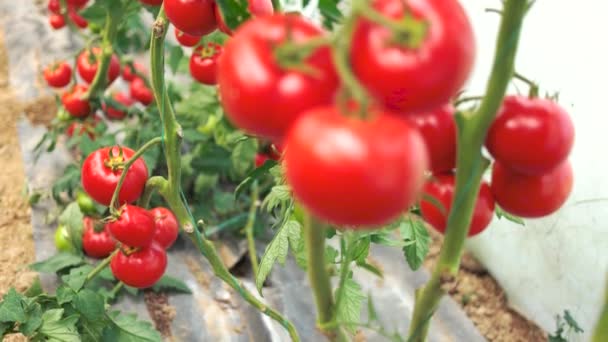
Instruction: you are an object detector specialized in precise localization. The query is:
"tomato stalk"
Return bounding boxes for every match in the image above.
[138,176,169,209]
[149,9,300,342]
[407,1,527,340]
[332,233,354,320]
[593,275,608,342]
[244,181,260,278]
[84,249,119,285]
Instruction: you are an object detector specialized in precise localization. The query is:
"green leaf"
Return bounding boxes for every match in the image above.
[356,260,383,278]
[19,302,43,336]
[255,220,301,293]
[495,206,525,226]
[102,311,162,342]
[400,219,431,271]
[0,322,11,336]
[167,45,184,74]
[367,294,378,323]
[73,290,107,341]
[231,136,258,177]
[349,236,371,264]
[56,286,76,305]
[234,159,276,200]
[61,264,95,291]
[59,202,85,253]
[335,279,366,331]
[38,309,80,342]
[214,0,250,30]
[318,0,343,29]
[24,277,44,297]
[325,246,339,264]
[151,275,192,294]
[30,253,85,273]
[262,185,292,212]
[0,289,27,323]
[563,310,584,333]
[51,164,80,204]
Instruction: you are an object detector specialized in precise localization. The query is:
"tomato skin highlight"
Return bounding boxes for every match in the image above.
[285,106,428,227]
[150,207,179,249]
[214,0,273,35]
[164,0,217,37]
[82,217,117,258]
[77,47,121,85]
[351,0,475,114]
[103,92,134,120]
[218,14,339,141]
[174,28,201,47]
[420,174,495,237]
[62,84,91,118]
[81,146,149,206]
[189,43,222,85]
[44,62,72,88]
[110,243,167,288]
[486,96,575,175]
[107,205,156,247]
[130,78,154,106]
[491,161,573,218]
[406,104,457,174]
[49,14,66,29]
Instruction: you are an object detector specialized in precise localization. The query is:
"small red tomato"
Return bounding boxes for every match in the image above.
[44,62,72,88]
[67,0,88,9]
[255,153,270,168]
[130,78,154,106]
[164,0,217,37]
[214,0,273,35]
[406,105,457,174]
[218,14,339,141]
[66,115,100,139]
[61,84,91,118]
[491,161,573,218]
[139,0,163,5]
[420,174,495,237]
[69,10,88,29]
[81,146,149,206]
[486,96,575,175]
[82,217,117,258]
[48,0,61,14]
[351,0,475,114]
[149,207,179,249]
[103,92,134,120]
[110,243,167,288]
[122,62,146,82]
[174,27,201,47]
[189,43,222,85]
[285,106,428,227]
[77,47,120,85]
[49,14,66,29]
[107,205,156,247]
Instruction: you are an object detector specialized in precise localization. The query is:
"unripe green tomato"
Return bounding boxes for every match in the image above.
[54,224,75,253]
[57,108,71,122]
[76,191,96,215]
[88,23,102,34]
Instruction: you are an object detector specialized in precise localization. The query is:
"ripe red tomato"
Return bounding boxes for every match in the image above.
[49,14,66,30]
[351,0,475,114]
[174,27,201,47]
[164,0,217,37]
[110,243,167,288]
[486,96,575,175]
[122,62,146,82]
[285,106,428,227]
[44,62,72,88]
[69,10,88,29]
[149,207,179,249]
[218,14,338,140]
[77,47,120,85]
[81,146,149,206]
[491,161,573,218]
[48,0,61,14]
[254,153,270,168]
[103,92,134,120]
[61,84,91,118]
[67,0,88,8]
[130,78,154,106]
[189,43,222,85]
[66,115,100,139]
[107,205,156,247]
[406,105,457,174]
[214,0,273,35]
[420,174,495,237]
[82,217,117,258]
[139,0,163,5]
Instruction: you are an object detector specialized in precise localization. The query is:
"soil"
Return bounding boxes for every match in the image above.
[144,290,177,338]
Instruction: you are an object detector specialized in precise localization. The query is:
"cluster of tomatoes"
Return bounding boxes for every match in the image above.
[47,0,89,30]
[76,146,180,288]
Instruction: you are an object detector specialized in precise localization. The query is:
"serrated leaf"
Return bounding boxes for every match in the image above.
[563,310,583,333]
[231,137,258,177]
[234,160,276,199]
[349,236,371,263]
[335,279,366,331]
[20,302,43,336]
[255,220,301,293]
[38,309,80,342]
[151,275,192,294]
[319,0,343,29]
[215,0,250,30]
[30,253,85,273]
[262,185,292,212]
[102,311,162,342]
[0,289,27,323]
[61,265,95,291]
[495,206,525,226]
[56,286,76,305]
[59,202,85,253]
[73,290,107,341]
[400,219,431,271]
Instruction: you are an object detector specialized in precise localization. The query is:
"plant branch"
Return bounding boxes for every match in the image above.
[593,273,608,342]
[333,234,353,318]
[85,249,119,284]
[407,1,527,340]
[244,181,260,278]
[137,176,169,209]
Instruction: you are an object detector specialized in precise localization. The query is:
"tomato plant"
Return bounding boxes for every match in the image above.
[77,47,121,84]
[102,92,134,120]
[82,217,117,258]
[44,61,72,88]
[111,243,168,288]
[62,84,91,117]
[150,207,179,249]
[164,0,217,36]
[189,43,222,85]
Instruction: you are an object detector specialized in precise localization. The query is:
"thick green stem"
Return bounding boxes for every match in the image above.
[244,181,260,278]
[407,1,527,341]
[85,249,119,284]
[137,176,169,209]
[593,274,608,342]
[333,234,353,318]
[149,9,300,342]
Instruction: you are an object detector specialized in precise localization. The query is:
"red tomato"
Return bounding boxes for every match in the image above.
[491,161,573,218]
[77,47,120,85]
[139,0,163,5]
[122,62,146,82]
[406,105,457,174]
[420,174,495,237]
[218,14,338,140]
[164,0,217,36]
[285,106,428,227]
[214,0,273,35]
[69,10,88,29]
[189,43,222,85]
[110,243,167,288]
[486,96,575,175]
[107,205,156,247]
[82,217,117,258]
[61,84,91,118]
[149,207,179,249]
[66,115,100,139]
[255,153,270,168]
[48,0,61,14]
[81,146,149,206]
[103,92,134,120]
[351,0,475,114]
[44,62,72,88]
[49,14,66,29]
[130,78,154,106]
[67,0,88,9]
[174,27,201,47]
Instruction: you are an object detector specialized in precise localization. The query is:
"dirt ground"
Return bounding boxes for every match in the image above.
[0,27,547,341]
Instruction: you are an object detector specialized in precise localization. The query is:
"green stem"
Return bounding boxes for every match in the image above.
[85,249,119,284]
[244,181,260,278]
[137,176,169,209]
[593,274,608,342]
[333,234,353,319]
[109,281,124,301]
[108,137,163,212]
[149,9,300,342]
[407,1,527,341]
